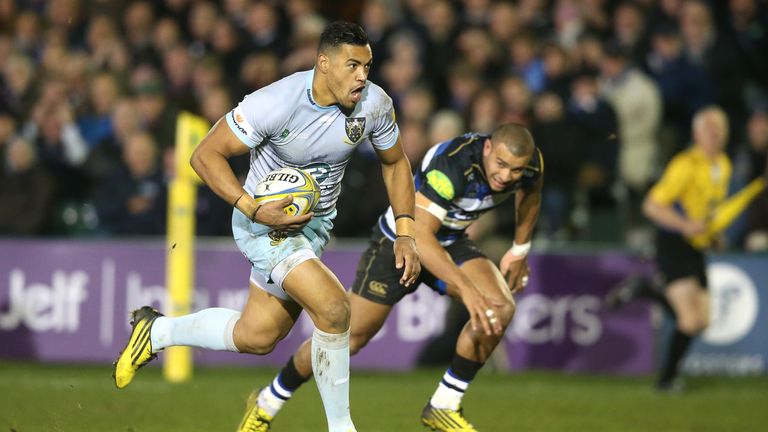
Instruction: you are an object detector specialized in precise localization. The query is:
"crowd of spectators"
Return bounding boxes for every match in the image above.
[0,0,766,250]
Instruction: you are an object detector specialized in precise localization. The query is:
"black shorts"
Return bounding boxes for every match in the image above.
[655,230,708,288]
[351,224,486,305]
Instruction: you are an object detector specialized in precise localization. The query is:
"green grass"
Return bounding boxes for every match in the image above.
[1,361,767,431]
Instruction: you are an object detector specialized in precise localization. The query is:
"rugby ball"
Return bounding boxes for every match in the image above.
[253,167,321,216]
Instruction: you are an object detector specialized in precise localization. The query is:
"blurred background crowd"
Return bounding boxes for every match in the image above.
[0,0,767,252]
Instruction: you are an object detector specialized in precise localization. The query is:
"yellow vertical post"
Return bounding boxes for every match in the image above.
[164,112,208,383]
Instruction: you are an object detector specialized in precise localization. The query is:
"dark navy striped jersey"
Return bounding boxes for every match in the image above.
[379,132,543,245]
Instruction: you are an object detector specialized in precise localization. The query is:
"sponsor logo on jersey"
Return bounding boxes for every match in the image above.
[426,170,455,200]
[344,117,366,143]
[231,106,256,139]
[302,162,332,184]
[280,128,290,139]
[231,111,247,136]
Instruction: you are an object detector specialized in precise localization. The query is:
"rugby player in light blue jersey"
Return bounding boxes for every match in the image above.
[113,21,421,432]
[248,124,543,432]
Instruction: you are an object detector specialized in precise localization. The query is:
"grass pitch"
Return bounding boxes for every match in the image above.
[1,360,766,431]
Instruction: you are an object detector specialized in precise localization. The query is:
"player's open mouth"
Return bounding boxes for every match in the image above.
[351,87,364,102]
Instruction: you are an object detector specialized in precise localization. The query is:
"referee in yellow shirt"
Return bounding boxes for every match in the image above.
[642,106,731,391]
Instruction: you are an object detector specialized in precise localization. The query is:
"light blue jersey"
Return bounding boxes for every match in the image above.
[226,69,399,216]
[227,69,399,297]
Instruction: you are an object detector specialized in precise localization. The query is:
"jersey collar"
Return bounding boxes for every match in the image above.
[305,69,337,112]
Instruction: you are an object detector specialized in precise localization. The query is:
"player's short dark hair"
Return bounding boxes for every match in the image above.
[318,21,369,54]
[492,123,535,157]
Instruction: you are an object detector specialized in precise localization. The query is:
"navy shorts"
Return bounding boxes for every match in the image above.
[351,224,486,305]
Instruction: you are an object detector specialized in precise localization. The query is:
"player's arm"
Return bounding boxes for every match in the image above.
[500,175,542,294]
[414,193,503,336]
[642,197,706,237]
[642,158,705,238]
[190,118,311,231]
[375,137,420,286]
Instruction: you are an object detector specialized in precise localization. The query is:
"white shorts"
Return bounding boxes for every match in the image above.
[232,208,335,301]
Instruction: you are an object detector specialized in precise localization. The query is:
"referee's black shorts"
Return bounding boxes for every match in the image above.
[655,230,708,288]
[350,224,486,305]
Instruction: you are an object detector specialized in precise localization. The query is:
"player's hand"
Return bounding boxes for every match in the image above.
[461,284,503,336]
[254,195,313,231]
[500,251,530,294]
[394,235,420,287]
[682,220,707,237]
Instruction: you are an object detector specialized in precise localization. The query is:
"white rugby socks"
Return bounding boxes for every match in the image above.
[257,375,293,417]
[430,355,484,410]
[312,327,356,432]
[430,370,468,410]
[150,308,240,352]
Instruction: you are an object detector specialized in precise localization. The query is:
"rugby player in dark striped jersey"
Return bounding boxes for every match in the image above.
[246,123,542,431]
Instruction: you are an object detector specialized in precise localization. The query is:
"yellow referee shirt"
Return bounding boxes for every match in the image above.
[648,147,732,249]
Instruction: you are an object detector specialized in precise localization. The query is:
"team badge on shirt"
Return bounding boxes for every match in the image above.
[344,117,366,143]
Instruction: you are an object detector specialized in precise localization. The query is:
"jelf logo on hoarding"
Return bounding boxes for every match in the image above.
[704,263,758,345]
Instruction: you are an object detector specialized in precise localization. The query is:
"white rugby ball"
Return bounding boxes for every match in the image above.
[253,167,321,216]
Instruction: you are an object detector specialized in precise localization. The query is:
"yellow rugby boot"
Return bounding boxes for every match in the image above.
[237,389,273,432]
[421,403,478,432]
[113,306,163,389]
